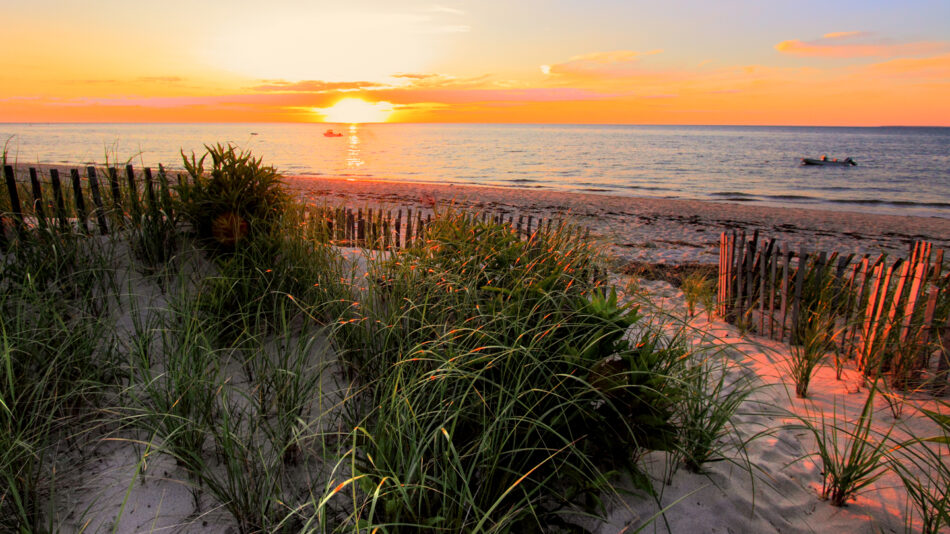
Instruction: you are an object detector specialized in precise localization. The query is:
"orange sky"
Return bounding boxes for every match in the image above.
[2,1,948,126]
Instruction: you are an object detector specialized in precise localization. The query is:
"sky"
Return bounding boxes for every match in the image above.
[2,0,949,125]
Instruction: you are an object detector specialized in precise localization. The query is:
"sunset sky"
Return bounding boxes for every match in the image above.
[3,0,949,125]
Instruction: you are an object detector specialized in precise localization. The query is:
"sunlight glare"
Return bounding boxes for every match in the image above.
[317,98,393,123]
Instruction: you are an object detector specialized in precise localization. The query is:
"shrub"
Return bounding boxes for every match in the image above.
[177,144,288,251]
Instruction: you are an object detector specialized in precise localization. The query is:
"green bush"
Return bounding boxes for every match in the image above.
[177,144,288,250]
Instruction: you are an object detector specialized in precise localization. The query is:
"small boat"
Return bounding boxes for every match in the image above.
[323,129,343,137]
[801,156,857,166]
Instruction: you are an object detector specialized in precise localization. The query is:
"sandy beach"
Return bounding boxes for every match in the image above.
[5,166,949,532]
[283,175,950,266]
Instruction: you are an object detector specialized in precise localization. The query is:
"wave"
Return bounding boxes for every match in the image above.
[710,191,755,197]
[827,198,950,209]
[764,194,818,201]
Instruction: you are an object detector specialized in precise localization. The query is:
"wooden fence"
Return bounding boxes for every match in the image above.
[718,229,950,391]
[1,164,586,253]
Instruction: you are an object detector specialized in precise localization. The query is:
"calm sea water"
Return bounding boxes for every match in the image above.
[2,123,949,218]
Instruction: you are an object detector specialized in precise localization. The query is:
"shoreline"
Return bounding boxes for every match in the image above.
[7,162,950,265]
[283,174,950,266]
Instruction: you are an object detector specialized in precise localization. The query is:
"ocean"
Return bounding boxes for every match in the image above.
[2,123,949,218]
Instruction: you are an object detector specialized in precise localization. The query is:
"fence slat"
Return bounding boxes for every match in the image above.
[789,249,807,346]
[108,167,122,217]
[49,169,68,230]
[899,261,927,347]
[865,260,901,374]
[125,164,140,220]
[768,242,779,338]
[394,210,402,249]
[70,168,90,234]
[735,231,746,322]
[931,249,944,283]
[759,239,774,334]
[4,165,25,236]
[745,230,759,312]
[838,258,863,357]
[727,230,736,319]
[718,232,726,316]
[86,166,109,235]
[143,167,157,214]
[879,257,913,369]
[28,168,47,228]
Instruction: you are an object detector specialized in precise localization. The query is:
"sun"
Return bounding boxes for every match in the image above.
[317,98,393,124]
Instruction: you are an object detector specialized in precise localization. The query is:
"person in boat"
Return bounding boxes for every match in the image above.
[821,155,828,161]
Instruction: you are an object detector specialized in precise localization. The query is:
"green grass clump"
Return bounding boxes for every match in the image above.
[0,234,118,530]
[177,143,288,251]
[680,272,713,319]
[328,210,691,531]
[788,304,837,398]
[675,356,754,474]
[794,385,892,507]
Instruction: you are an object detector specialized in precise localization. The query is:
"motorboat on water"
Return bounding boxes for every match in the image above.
[324,129,343,137]
[801,156,856,166]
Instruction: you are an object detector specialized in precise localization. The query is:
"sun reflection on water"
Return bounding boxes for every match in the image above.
[346,124,363,168]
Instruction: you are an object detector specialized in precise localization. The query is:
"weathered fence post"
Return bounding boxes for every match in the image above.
[4,165,25,237]
[70,169,90,234]
[86,166,109,235]
[125,165,140,220]
[49,169,68,230]
[28,168,47,230]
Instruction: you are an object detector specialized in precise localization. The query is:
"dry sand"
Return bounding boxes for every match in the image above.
[596,278,948,534]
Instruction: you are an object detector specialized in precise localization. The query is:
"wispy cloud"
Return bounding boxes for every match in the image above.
[136,76,185,84]
[250,80,385,93]
[541,50,664,81]
[422,5,465,16]
[860,53,950,79]
[775,32,947,58]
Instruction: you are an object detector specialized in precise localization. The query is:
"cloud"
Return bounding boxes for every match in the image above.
[373,87,616,105]
[822,31,865,40]
[250,80,386,93]
[422,5,465,16]
[392,73,440,80]
[136,76,185,84]
[861,53,950,79]
[775,33,947,58]
[543,50,663,79]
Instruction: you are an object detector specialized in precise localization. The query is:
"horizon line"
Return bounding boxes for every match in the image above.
[2,121,948,128]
